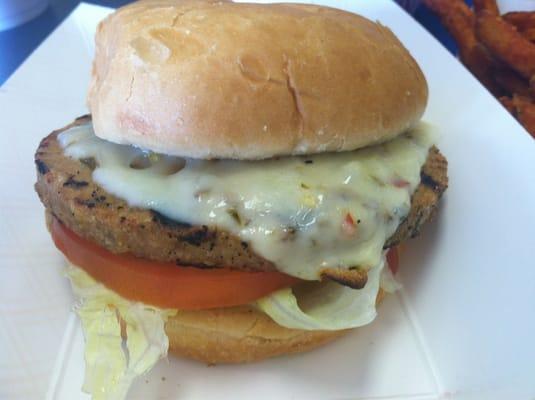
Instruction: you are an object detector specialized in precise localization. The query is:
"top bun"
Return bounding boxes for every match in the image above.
[88,0,428,160]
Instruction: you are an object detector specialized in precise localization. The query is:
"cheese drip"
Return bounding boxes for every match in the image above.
[59,123,433,280]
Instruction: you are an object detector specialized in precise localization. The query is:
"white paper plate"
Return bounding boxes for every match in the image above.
[1,2,534,399]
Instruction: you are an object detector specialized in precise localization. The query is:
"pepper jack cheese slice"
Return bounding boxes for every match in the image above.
[59,122,433,280]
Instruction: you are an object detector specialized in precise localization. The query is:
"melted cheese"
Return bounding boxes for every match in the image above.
[59,123,433,280]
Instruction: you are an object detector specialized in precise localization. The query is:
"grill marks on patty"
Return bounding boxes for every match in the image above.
[35,116,448,276]
[385,145,448,247]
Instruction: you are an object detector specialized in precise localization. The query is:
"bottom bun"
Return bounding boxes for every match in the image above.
[165,289,386,364]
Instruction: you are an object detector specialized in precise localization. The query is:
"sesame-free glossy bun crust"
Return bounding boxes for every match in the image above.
[88,0,428,159]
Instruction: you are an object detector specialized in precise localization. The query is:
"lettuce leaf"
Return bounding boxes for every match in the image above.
[256,256,387,331]
[65,265,176,400]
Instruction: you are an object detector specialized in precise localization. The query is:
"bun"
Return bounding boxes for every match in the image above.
[165,290,386,364]
[88,0,427,160]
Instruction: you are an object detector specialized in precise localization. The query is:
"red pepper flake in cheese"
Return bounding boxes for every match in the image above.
[392,178,410,188]
[342,212,357,236]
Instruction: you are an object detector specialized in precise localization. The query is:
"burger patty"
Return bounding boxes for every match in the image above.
[35,115,448,275]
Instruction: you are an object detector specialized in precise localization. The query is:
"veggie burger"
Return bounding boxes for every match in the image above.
[34,0,448,398]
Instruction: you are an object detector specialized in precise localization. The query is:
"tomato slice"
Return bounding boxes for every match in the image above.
[50,218,300,310]
[386,247,399,275]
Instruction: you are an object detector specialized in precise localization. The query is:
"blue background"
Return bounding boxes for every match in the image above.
[0,0,472,86]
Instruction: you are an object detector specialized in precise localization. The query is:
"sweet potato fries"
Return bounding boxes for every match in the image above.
[423,0,535,138]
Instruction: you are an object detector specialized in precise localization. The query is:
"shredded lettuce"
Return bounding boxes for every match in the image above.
[256,256,392,331]
[65,265,176,400]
